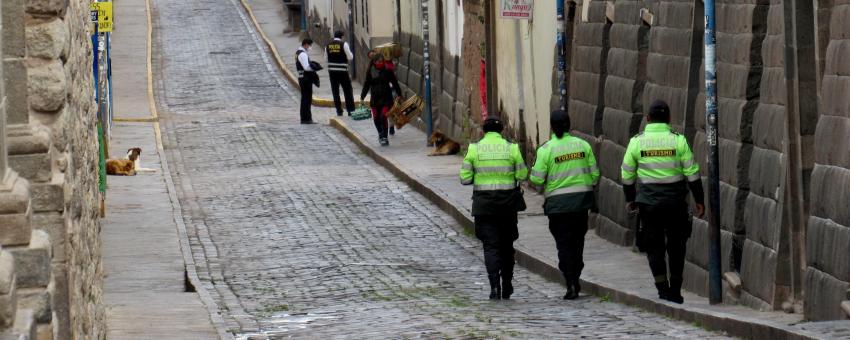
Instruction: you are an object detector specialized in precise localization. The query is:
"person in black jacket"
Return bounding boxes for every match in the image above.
[360,51,401,146]
[296,38,316,124]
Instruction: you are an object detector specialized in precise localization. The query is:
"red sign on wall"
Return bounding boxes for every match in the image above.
[500,0,533,19]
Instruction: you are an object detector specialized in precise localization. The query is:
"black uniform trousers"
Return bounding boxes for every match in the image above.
[474,213,519,278]
[638,202,691,289]
[298,77,313,123]
[329,71,355,115]
[548,211,589,282]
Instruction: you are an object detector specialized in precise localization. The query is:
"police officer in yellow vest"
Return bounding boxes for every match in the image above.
[460,117,528,300]
[529,110,599,300]
[621,100,705,304]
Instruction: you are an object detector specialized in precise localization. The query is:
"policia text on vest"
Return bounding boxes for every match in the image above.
[459,118,528,300]
[327,32,355,116]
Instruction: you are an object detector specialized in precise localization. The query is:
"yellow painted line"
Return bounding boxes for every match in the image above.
[236,0,368,108]
[144,0,164,150]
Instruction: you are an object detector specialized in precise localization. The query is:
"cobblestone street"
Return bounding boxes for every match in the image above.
[150,0,730,338]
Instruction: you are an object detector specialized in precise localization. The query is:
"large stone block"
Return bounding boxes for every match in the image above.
[49,263,69,340]
[716,4,756,33]
[396,64,409,84]
[594,214,633,246]
[720,138,744,187]
[573,22,607,47]
[814,115,850,169]
[740,239,778,305]
[686,217,710,268]
[760,36,785,69]
[821,75,850,118]
[606,48,639,80]
[598,140,626,181]
[766,3,785,36]
[683,260,709,296]
[0,202,32,247]
[597,176,629,227]
[2,0,27,57]
[719,182,743,233]
[572,45,604,73]
[603,76,637,113]
[716,32,756,66]
[806,216,850,281]
[3,58,29,124]
[656,2,695,29]
[30,183,63,213]
[759,66,787,106]
[9,152,51,183]
[829,4,850,39]
[717,62,756,99]
[7,230,51,289]
[0,251,16,328]
[28,60,67,112]
[646,55,690,89]
[570,71,601,104]
[825,40,850,76]
[809,164,850,227]
[717,97,747,141]
[569,100,598,135]
[686,219,737,273]
[601,107,641,147]
[744,193,781,250]
[25,0,67,16]
[608,24,641,52]
[33,212,64,264]
[648,27,692,56]
[752,103,785,151]
[804,267,850,321]
[612,1,641,25]
[17,287,51,323]
[748,146,783,199]
[26,18,68,60]
[441,70,457,97]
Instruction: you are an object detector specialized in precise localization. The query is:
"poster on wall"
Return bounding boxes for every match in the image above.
[500,0,533,19]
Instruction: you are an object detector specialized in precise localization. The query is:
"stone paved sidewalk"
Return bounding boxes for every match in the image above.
[330,115,850,339]
[103,0,220,338]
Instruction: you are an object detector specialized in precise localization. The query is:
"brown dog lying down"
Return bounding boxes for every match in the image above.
[428,131,461,156]
[106,148,141,176]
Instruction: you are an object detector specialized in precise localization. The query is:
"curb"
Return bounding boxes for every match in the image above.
[237,0,368,108]
[329,117,820,340]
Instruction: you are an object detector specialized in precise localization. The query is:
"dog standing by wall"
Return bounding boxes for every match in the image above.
[428,131,461,156]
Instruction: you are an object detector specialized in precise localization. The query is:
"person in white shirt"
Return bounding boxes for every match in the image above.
[326,31,356,116]
[296,38,316,124]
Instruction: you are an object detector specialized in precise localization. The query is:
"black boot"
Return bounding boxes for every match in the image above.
[572,277,582,297]
[666,278,684,304]
[563,276,579,300]
[488,274,501,300]
[655,281,670,301]
[501,275,513,300]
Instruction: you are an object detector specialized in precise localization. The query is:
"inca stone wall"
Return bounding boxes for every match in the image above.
[1,0,105,337]
[806,0,850,321]
[565,0,847,320]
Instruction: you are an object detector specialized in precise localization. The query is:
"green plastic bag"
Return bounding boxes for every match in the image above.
[351,104,371,121]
